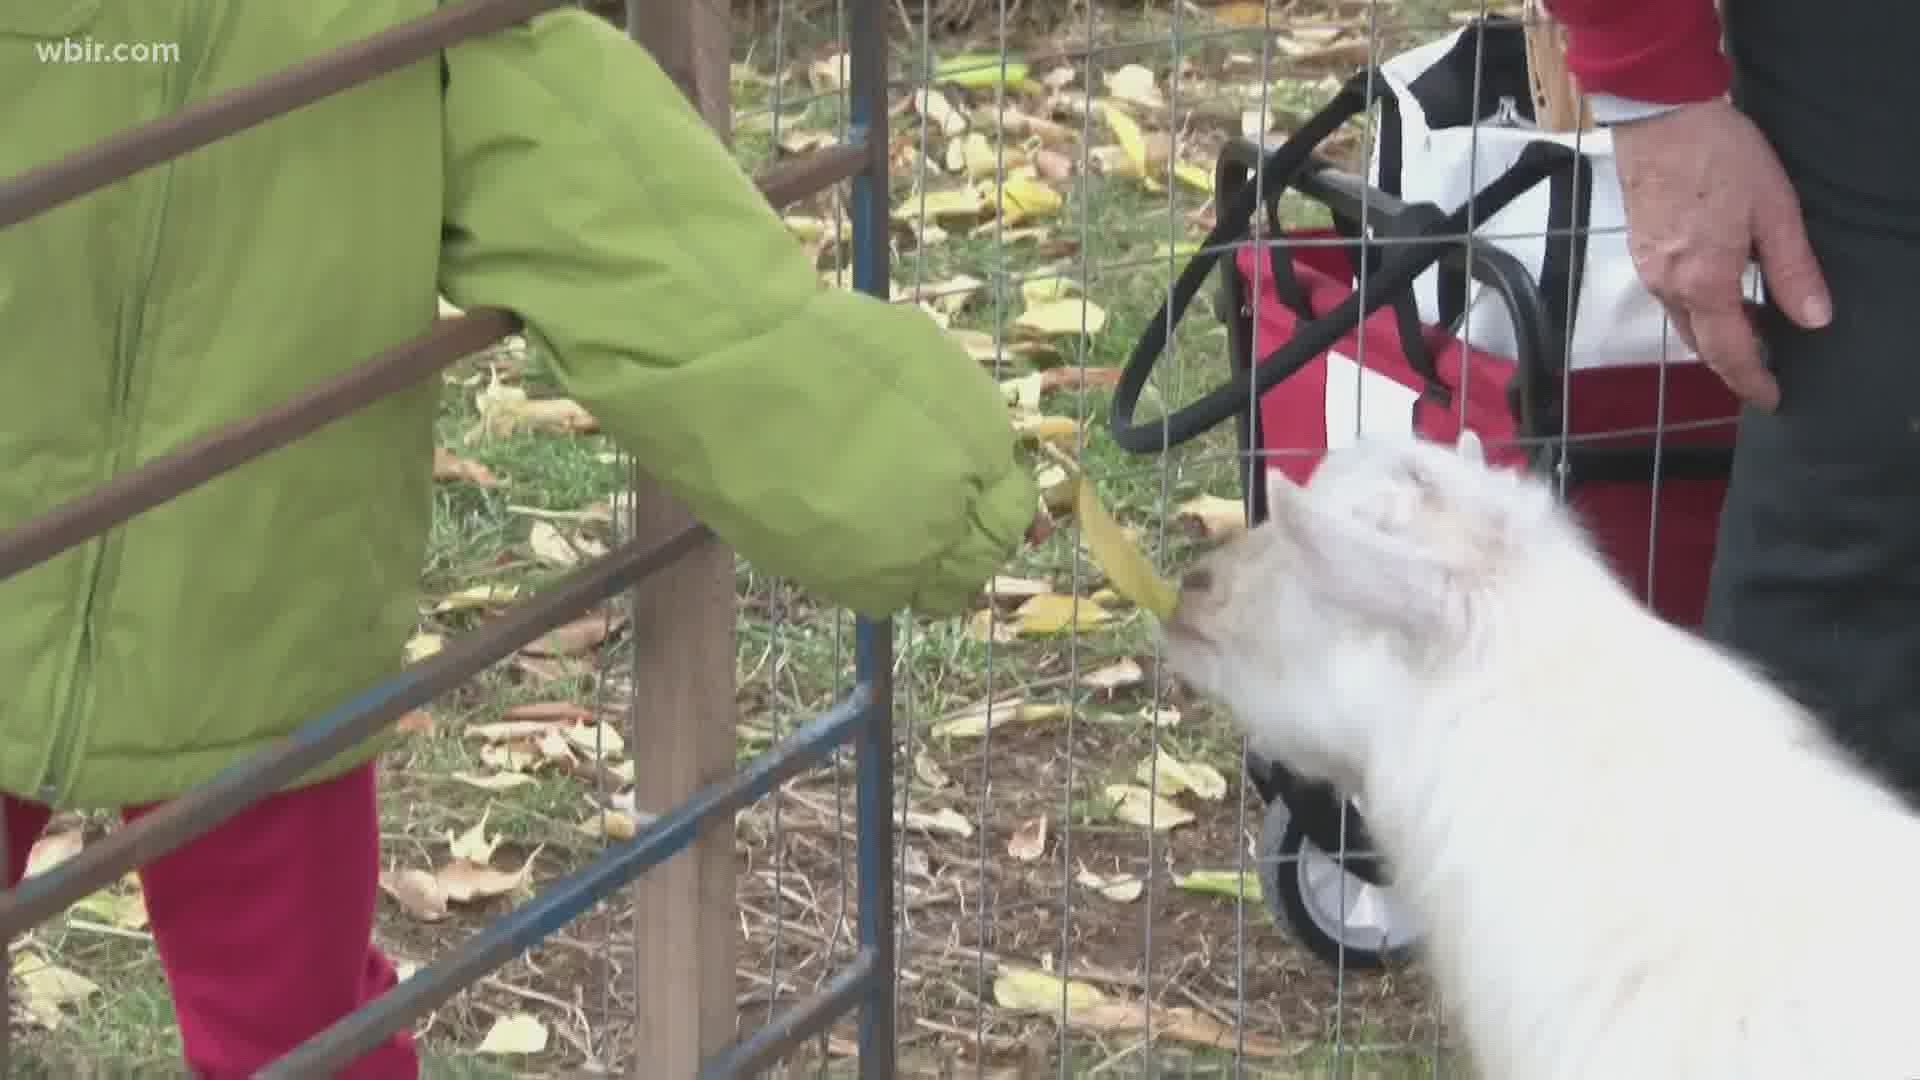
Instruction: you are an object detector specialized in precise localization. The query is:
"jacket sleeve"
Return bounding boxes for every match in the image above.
[1543,0,1730,104]
[436,10,1035,618]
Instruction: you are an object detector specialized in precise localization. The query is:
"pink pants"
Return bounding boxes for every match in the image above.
[4,762,417,1078]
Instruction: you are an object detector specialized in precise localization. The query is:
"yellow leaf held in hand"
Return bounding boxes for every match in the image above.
[1137,749,1229,801]
[1104,784,1196,830]
[994,967,1108,1014]
[476,1013,550,1056]
[1073,474,1178,619]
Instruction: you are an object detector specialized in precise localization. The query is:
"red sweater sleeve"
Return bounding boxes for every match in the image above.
[1542,0,1731,104]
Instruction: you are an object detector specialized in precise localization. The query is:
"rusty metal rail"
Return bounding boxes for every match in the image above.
[1,0,900,1074]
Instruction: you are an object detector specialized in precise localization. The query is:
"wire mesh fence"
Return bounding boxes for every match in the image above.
[729,0,1731,1076]
[2,0,1738,1074]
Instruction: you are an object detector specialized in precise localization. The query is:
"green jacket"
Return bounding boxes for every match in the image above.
[0,3,1035,810]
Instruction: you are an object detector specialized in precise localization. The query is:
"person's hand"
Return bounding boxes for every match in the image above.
[1611,98,1833,411]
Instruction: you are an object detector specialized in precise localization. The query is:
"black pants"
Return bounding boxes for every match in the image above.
[1705,4,1920,801]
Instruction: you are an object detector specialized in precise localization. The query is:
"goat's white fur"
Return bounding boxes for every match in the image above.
[1161,432,1920,1080]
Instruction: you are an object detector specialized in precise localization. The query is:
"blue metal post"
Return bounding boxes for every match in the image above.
[847,0,897,1072]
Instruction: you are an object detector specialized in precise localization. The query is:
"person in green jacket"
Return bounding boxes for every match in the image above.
[2,5,1040,1075]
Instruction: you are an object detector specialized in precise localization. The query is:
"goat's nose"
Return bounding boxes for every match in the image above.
[1181,567,1212,593]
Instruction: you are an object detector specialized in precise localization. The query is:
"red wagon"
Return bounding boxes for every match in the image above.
[1107,71,1740,968]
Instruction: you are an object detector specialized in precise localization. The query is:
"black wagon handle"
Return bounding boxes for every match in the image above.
[1106,88,1578,454]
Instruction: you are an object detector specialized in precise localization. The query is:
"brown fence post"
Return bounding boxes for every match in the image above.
[624,1,739,1074]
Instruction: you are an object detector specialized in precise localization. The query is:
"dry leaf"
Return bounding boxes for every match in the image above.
[1074,473,1178,618]
[1081,659,1144,691]
[448,809,500,864]
[1137,749,1229,801]
[433,447,499,487]
[1011,413,1082,444]
[575,809,643,842]
[984,173,1063,226]
[476,1013,550,1056]
[1104,784,1196,830]
[1007,815,1048,862]
[502,701,594,723]
[1033,148,1075,182]
[1070,1000,1299,1057]
[934,51,1029,89]
[986,574,1052,601]
[912,749,951,789]
[466,719,568,742]
[892,187,987,225]
[930,699,1069,739]
[898,807,974,838]
[993,967,1108,1014]
[381,868,450,922]
[1177,494,1247,539]
[1012,592,1114,636]
[561,720,626,759]
[467,376,597,441]
[451,770,536,791]
[404,633,444,663]
[438,851,538,904]
[1174,869,1262,903]
[807,52,848,91]
[1104,64,1166,110]
[1014,298,1108,338]
[434,584,520,613]
[71,886,149,930]
[12,953,100,1030]
[25,829,83,879]
[1039,366,1123,392]
[912,87,967,136]
[1074,865,1145,903]
[524,612,623,657]
[964,608,1017,644]
[529,520,605,568]
[395,709,436,736]
[1099,103,1155,178]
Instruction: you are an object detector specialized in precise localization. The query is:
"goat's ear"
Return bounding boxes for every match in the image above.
[1265,477,1471,644]
[1455,430,1485,465]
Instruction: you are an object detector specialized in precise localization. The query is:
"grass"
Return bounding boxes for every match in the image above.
[5,2,1494,1075]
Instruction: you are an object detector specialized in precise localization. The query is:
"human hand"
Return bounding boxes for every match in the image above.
[1611,98,1833,411]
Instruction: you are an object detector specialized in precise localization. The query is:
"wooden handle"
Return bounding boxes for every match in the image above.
[1522,0,1593,132]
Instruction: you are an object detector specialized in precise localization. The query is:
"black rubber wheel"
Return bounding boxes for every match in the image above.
[1256,796,1420,971]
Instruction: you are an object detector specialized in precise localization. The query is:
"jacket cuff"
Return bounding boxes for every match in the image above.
[909,460,1034,617]
[1558,0,1731,104]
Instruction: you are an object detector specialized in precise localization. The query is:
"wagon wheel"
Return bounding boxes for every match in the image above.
[1256,796,1421,970]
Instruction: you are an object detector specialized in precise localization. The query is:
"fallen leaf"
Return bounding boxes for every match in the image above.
[1177,494,1247,539]
[1074,865,1145,903]
[892,186,988,225]
[561,720,626,759]
[438,851,539,904]
[930,699,1069,740]
[1039,366,1123,392]
[381,868,450,922]
[1033,148,1075,182]
[993,967,1108,1014]
[1011,413,1082,445]
[434,584,520,613]
[945,132,1001,179]
[912,749,951,789]
[1081,659,1144,691]
[1074,473,1178,618]
[448,809,500,864]
[529,520,606,568]
[524,612,623,657]
[575,809,643,842]
[451,770,536,792]
[24,829,83,879]
[404,633,444,663]
[1036,464,1076,511]
[986,574,1052,601]
[476,1013,550,1056]
[1137,749,1229,801]
[1175,869,1263,903]
[1211,1,1276,27]
[1014,297,1107,338]
[466,719,567,742]
[1100,102,1153,178]
[806,52,847,91]
[70,885,148,930]
[467,375,597,441]
[1011,592,1114,636]
[1070,1000,1299,1057]
[984,173,1063,225]
[433,447,499,487]
[1104,784,1196,830]
[1142,705,1184,728]
[912,87,968,136]
[964,608,1017,644]
[1019,273,1079,307]
[501,701,594,723]
[1000,371,1045,411]
[1007,815,1048,862]
[1104,64,1166,110]
[1174,160,1215,193]
[12,953,100,1030]
[935,51,1029,89]
[898,807,974,838]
